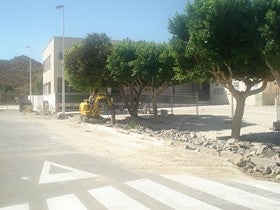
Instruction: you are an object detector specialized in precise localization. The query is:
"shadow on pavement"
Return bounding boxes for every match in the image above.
[242,131,280,146]
[121,114,255,133]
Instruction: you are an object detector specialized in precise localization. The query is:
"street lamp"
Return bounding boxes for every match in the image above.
[25,45,32,102]
[56,5,65,114]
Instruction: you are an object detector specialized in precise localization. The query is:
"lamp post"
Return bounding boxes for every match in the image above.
[56,5,65,114]
[25,45,32,102]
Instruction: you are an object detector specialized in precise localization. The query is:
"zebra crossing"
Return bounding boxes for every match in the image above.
[1,174,280,210]
[126,178,220,210]
[88,186,149,210]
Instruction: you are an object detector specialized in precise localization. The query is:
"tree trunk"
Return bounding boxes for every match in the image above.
[231,94,246,140]
[118,85,140,119]
[130,85,142,119]
[146,84,169,120]
[211,67,270,140]
[271,70,280,88]
[265,58,280,87]
[129,104,138,119]
[151,96,158,119]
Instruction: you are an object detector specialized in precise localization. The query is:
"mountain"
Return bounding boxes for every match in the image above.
[0,55,43,103]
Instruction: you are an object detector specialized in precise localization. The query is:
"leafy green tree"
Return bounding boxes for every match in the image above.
[0,84,15,103]
[107,40,176,119]
[65,33,113,93]
[32,75,43,95]
[169,11,210,86]
[133,41,176,118]
[107,39,142,118]
[170,0,273,139]
[254,0,280,87]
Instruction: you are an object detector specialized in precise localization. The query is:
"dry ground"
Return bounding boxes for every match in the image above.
[3,104,279,181]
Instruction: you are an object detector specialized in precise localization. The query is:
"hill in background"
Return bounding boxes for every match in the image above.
[0,55,43,103]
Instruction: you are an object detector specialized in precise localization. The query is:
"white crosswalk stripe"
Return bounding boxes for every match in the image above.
[234,179,280,194]
[1,175,280,210]
[0,203,29,210]
[88,186,149,210]
[162,174,280,210]
[126,178,221,210]
[46,194,87,210]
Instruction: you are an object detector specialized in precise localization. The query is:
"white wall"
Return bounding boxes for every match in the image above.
[30,95,43,112]
[43,94,56,113]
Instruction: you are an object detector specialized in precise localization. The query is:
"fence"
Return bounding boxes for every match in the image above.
[276,96,280,121]
[111,93,202,115]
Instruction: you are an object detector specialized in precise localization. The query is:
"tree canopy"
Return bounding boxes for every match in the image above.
[107,40,176,118]
[168,10,209,84]
[254,0,280,86]
[65,33,113,93]
[107,39,141,118]
[169,0,273,139]
[133,41,176,118]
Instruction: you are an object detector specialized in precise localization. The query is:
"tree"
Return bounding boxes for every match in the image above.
[170,0,273,139]
[65,33,113,93]
[0,84,15,103]
[133,41,176,118]
[254,0,280,87]
[107,40,176,119]
[169,11,209,84]
[107,39,142,118]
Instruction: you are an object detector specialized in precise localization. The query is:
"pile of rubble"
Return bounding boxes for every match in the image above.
[120,123,280,181]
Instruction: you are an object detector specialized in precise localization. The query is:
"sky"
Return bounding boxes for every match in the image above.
[0,0,187,63]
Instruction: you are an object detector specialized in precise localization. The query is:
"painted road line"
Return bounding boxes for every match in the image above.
[162,174,280,210]
[126,178,221,210]
[46,194,87,210]
[234,179,280,195]
[39,161,99,184]
[0,203,29,210]
[88,186,149,210]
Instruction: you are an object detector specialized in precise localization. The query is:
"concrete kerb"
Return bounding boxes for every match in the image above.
[0,105,19,110]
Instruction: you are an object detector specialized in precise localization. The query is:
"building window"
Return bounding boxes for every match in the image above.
[43,56,51,72]
[213,88,224,95]
[43,82,51,94]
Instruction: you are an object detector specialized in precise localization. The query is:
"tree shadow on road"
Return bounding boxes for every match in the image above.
[117,113,279,148]
[242,131,280,146]
[120,114,255,133]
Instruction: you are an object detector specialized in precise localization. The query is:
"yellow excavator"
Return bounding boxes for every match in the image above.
[79,94,112,119]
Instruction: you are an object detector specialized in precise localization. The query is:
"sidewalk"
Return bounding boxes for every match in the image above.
[171,105,276,126]
[0,105,18,110]
[169,105,279,143]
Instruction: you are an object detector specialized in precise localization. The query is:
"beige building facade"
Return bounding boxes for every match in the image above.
[42,37,85,112]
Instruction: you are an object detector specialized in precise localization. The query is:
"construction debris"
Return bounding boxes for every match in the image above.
[118,122,280,182]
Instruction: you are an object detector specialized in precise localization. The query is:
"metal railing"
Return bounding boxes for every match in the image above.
[110,92,207,115]
[276,96,280,121]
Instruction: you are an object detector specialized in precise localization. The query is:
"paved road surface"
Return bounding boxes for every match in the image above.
[0,110,280,209]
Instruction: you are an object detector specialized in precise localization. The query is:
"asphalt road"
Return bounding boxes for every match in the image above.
[0,109,280,210]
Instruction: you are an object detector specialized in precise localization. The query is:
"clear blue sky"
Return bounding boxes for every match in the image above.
[0,0,187,63]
